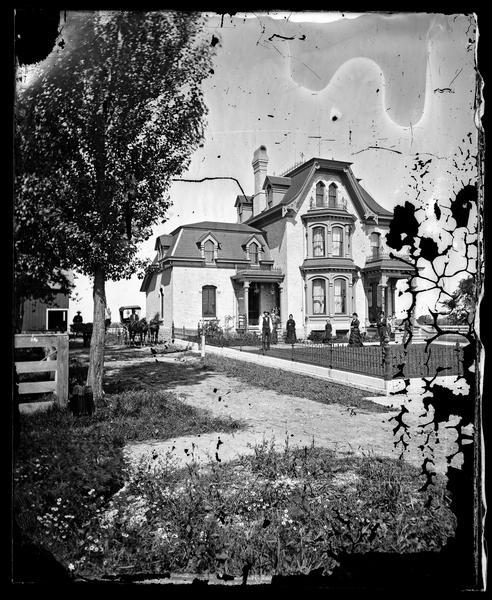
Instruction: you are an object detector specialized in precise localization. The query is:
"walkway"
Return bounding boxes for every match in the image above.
[122,354,463,475]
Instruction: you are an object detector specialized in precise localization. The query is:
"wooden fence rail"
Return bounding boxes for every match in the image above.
[14,333,69,407]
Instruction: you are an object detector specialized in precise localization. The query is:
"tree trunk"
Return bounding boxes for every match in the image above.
[87,266,106,403]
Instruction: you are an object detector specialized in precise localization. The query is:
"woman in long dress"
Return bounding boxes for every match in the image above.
[348,312,364,346]
[285,314,297,344]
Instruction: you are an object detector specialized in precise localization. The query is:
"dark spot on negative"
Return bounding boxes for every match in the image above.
[211,35,219,47]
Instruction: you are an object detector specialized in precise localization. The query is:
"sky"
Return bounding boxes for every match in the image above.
[19,11,480,323]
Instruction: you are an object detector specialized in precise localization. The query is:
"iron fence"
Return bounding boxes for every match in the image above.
[173,325,464,380]
[248,342,464,380]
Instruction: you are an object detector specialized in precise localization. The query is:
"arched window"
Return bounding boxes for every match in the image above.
[160,287,164,319]
[312,227,325,257]
[249,243,259,264]
[204,240,215,263]
[312,278,326,314]
[371,232,381,259]
[328,183,337,208]
[332,226,343,257]
[266,185,273,208]
[334,279,347,314]
[202,285,216,317]
[315,182,325,207]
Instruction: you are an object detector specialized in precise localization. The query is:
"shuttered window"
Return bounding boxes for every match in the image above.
[202,285,216,317]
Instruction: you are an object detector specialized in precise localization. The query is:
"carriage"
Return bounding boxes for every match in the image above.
[118,306,160,346]
[119,305,142,345]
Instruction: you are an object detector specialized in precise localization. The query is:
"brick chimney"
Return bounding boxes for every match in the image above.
[252,145,268,215]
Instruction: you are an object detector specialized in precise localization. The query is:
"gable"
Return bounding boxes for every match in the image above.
[282,164,391,223]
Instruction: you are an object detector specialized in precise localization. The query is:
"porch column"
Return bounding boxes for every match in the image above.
[278,284,283,330]
[387,280,394,316]
[364,284,371,325]
[304,282,309,321]
[378,275,388,314]
[243,281,249,331]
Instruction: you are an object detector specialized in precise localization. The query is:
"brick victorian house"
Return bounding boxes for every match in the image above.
[140,146,412,339]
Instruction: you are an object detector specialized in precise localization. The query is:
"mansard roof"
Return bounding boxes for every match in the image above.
[154,234,174,251]
[263,175,292,189]
[170,221,262,234]
[248,157,392,224]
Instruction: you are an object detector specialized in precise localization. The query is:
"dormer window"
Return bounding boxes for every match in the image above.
[315,182,325,208]
[204,240,215,263]
[245,237,262,264]
[249,243,259,264]
[328,183,337,208]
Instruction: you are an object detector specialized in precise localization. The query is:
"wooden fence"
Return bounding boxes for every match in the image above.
[14,333,69,407]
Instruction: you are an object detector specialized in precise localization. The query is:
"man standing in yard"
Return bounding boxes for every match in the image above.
[261,311,273,352]
[377,310,389,346]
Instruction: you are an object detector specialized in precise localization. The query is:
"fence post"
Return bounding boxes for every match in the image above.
[183,326,185,338]
[201,332,206,358]
[56,334,69,407]
[455,341,461,377]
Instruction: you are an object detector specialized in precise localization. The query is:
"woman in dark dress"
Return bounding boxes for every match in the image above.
[285,314,297,344]
[348,313,364,346]
[323,318,332,344]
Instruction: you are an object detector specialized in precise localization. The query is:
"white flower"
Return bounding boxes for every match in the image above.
[68,563,75,572]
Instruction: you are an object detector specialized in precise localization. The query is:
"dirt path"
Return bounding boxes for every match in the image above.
[110,354,461,475]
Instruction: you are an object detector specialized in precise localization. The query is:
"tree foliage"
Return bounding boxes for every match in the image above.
[442,276,477,325]
[15,10,215,395]
[16,10,213,280]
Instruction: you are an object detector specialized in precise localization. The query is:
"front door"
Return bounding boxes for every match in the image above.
[248,282,260,326]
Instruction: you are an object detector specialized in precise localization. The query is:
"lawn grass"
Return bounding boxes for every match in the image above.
[13,388,244,582]
[64,439,455,579]
[201,354,387,413]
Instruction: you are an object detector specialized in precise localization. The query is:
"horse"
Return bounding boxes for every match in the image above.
[148,314,160,345]
[128,318,148,346]
[73,320,111,347]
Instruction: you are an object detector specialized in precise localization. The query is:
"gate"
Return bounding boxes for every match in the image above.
[14,333,69,407]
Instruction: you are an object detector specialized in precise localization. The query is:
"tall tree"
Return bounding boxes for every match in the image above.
[15,11,214,399]
[442,275,477,324]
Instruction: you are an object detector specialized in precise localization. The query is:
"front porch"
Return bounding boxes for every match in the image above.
[231,267,284,332]
[362,249,414,326]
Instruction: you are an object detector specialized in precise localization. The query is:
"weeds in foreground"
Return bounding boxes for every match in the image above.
[13,389,244,579]
[38,438,455,579]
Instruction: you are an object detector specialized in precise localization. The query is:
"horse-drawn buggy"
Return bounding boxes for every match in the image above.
[119,306,160,346]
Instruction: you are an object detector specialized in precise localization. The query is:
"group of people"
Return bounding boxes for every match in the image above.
[266,309,405,349]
